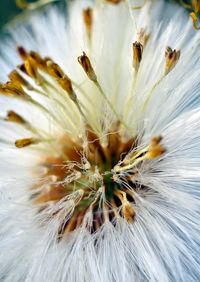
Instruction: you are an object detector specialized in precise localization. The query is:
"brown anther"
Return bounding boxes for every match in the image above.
[83,8,93,39]
[18,64,27,74]
[132,41,143,71]
[190,12,200,30]
[78,52,97,82]
[0,81,26,97]
[106,0,124,4]
[192,0,200,14]
[17,46,28,60]
[8,70,27,87]
[29,51,44,66]
[147,136,165,159]
[16,0,29,9]
[15,138,36,148]
[45,61,76,100]
[0,85,9,96]
[59,76,77,101]
[18,48,46,79]
[115,191,135,223]
[122,201,135,223]
[18,49,45,78]
[46,61,64,79]
[165,46,180,75]
[136,28,149,47]
[147,144,166,159]
[151,135,163,146]
[43,56,52,63]
[6,111,26,124]
[24,57,38,78]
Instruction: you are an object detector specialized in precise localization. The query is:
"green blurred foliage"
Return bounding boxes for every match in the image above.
[0,0,20,29]
[0,0,48,29]
[0,0,65,29]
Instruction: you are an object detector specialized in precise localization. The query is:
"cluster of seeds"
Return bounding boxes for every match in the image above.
[0,1,183,236]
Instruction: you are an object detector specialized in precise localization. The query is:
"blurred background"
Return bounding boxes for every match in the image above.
[0,0,67,30]
[0,0,63,29]
[0,0,196,30]
[0,0,21,29]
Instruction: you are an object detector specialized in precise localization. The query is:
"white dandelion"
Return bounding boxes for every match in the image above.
[0,0,200,281]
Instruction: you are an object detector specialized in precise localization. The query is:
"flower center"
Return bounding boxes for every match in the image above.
[33,124,136,235]
[0,46,165,238]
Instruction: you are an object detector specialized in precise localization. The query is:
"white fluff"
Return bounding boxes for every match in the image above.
[0,0,200,281]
